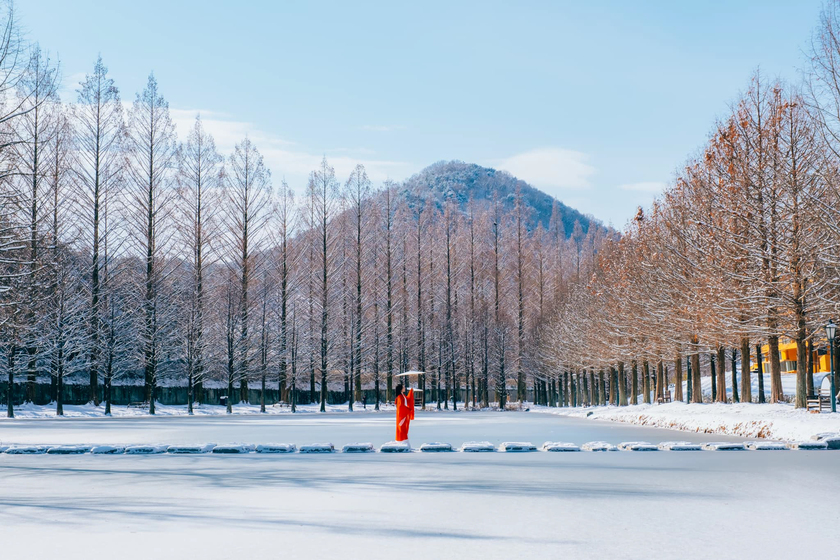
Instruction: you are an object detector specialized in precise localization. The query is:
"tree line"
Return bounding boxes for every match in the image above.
[539,1,840,410]
[0,1,602,416]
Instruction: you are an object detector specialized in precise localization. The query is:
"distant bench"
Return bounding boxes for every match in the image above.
[127,401,149,409]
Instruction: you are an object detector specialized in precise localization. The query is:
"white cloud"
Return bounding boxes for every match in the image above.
[492,148,596,194]
[616,181,666,193]
[169,109,413,185]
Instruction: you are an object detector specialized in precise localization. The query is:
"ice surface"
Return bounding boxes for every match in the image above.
[499,441,536,452]
[581,441,617,452]
[342,442,375,453]
[542,442,580,452]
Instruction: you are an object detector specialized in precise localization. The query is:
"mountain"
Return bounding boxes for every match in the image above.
[398,160,602,237]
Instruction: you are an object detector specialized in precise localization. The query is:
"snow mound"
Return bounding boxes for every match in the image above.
[0,445,9,453]
[658,441,702,451]
[46,445,92,454]
[125,445,167,454]
[811,432,840,441]
[460,441,495,452]
[255,444,296,453]
[380,441,412,453]
[342,442,375,453]
[419,442,453,452]
[617,441,658,452]
[542,441,580,452]
[500,441,536,452]
[822,437,840,450]
[299,443,335,454]
[166,444,216,454]
[744,441,787,451]
[701,442,745,451]
[4,445,47,454]
[211,444,255,454]
[581,441,617,452]
[787,440,828,450]
[90,445,124,454]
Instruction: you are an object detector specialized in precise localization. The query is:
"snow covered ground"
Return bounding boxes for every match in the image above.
[1,412,839,559]
[532,401,840,441]
[2,401,396,418]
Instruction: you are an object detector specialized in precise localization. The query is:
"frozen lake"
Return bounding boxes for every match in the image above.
[1,411,838,559]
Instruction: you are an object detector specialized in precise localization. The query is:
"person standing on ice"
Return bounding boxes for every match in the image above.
[394,384,415,444]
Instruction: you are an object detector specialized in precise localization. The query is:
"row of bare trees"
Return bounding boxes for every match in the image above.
[0,1,602,416]
[539,1,840,410]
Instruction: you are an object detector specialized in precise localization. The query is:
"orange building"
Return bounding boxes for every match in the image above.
[755,339,831,375]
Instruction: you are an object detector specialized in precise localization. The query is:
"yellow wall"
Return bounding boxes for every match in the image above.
[755,340,831,374]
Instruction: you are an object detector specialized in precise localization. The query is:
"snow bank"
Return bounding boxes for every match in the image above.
[460,441,495,452]
[581,441,617,452]
[542,442,580,452]
[125,445,167,454]
[787,441,828,450]
[299,443,335,454]
[617,442,658,452]
[499,442,536,452]
[166,444,216,454]
[744,441,787,451]
[342,443,374,453]
[255,444,296,453]
[701,442,745,451]
[419,442,453,452]
[46,445,92,454]
[1,402,397,419]
[211,444,255,454]
[379,441,411,453]
[531,401,840,442]
[658,441,702,451]
[90,445,124,454]
[4,445,46,454]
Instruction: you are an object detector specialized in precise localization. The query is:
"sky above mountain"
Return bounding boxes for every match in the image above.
[20,0,822,228]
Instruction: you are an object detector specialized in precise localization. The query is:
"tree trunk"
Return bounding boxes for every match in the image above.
[756,344,766,404]
[740,337,752,403]
[716,346,727,403]
[673,354,683,402]
[768,335,783,403]
[730,348,739,403]
[690,350,702,403]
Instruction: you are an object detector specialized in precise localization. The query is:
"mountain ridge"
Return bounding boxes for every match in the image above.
[398,160,602,237]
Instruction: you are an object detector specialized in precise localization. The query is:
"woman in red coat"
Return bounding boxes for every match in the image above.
[394,384,414,442]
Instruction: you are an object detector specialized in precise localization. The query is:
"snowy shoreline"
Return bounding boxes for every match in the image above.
[530,401,840,442]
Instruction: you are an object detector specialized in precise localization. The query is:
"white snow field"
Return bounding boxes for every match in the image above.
[1,411,839,560]
[533,400,840,441]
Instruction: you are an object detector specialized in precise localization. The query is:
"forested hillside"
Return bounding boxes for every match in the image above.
[400,160,600,236]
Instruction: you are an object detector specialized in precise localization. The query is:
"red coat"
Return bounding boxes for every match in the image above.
[395,389,415,441]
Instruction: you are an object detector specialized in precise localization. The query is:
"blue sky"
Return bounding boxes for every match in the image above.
[20,0,824,227]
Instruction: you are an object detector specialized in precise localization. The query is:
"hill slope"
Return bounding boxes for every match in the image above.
[399,160,601,236]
